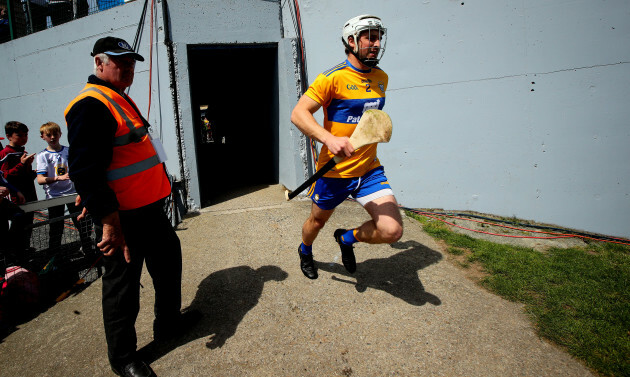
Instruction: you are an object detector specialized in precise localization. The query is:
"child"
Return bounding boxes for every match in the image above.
[0,121,37,253]
[36,122,93,252]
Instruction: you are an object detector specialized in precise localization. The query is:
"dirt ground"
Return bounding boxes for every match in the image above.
[0,185,596,376]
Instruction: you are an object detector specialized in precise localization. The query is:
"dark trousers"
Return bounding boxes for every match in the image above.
[48,203,93,251]
[0,199,27,268]
[6,208,33,252]
[100,199,182,367]
[0,199,20,243]
[0,199,22,267]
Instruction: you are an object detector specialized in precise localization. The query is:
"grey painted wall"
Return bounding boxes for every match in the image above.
[277,38,312,188]
[281,0,630,238]
[163,0,287,210]
[0,1,181,198]
[1,0,629,238]
[0,0,306,212]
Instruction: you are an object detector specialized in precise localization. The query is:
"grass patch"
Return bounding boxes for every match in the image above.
[408,212,630,377]
[446,246,465,256]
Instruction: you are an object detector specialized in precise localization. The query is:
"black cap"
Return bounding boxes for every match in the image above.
[91,36,144,61]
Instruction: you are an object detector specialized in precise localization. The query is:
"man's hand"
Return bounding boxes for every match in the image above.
[322,135,354,158]
[291,95,355,158]
[74,195,88,220]
[98,211,131,263]
[0,186,8,198]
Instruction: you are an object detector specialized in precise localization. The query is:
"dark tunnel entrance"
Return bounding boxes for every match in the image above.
[187,44,279,207]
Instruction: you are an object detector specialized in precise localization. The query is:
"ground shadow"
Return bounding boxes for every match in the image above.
[316,240,442,306]
[138,265,287,363]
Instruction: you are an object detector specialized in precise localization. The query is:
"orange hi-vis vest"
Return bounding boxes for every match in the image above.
[65,83,171,210]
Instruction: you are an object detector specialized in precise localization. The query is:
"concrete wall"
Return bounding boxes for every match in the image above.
[163,0,288,210]
[0,0,306,212]
[0,1,180,197]
[277,38,312,189]
[1,0,629,237]
[281,0,630,238]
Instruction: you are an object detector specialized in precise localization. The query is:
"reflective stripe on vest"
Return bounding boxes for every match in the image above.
[79,86,148,147]
[106,154,161,181]
[77,86,159,182]
[66,83,171,210]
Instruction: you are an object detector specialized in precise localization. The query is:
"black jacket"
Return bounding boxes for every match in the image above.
[66,75,152,221]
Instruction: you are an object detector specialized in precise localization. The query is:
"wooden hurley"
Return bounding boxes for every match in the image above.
[285,109,393,201]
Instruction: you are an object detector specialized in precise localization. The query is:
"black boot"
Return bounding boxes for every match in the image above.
[334,229,356,273]
[298,247,318,279]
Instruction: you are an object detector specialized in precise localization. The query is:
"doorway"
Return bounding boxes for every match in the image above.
[187,44,279,206]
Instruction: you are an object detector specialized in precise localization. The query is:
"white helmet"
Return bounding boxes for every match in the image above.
[341,14,387,67]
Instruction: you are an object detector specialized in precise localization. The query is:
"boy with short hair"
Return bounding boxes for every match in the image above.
[36,122,93,252]
[0,121,37,252]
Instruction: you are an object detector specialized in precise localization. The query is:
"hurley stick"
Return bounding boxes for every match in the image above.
[285,109,392,201]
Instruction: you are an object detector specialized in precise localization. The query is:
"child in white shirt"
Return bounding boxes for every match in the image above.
[36,122,93,252]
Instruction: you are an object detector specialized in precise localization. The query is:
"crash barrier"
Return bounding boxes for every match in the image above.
[1,175,183,278]
[1,176,184,268]
[0,181,184,327]
[1,0,131,43]
[1,194,100,281]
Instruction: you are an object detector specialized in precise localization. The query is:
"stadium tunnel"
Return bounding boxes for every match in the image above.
[187,44,280,206]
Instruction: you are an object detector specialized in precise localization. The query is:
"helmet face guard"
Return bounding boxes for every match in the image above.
[342,15,387,67]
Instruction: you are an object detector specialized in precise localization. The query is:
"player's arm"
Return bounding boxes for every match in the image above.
[290,95,354,158]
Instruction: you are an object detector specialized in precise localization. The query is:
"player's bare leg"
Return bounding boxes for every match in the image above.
[333,195,403,273]
[302,204,335,246]
[355,195,403,244]
[298,204,335,279]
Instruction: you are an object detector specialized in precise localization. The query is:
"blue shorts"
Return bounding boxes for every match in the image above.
[307,166,394,210]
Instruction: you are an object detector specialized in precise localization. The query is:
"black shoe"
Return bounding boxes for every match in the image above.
[298,246,318,279]
[153,309,202,342]
[112,360,156,377]
[334,229,356,273]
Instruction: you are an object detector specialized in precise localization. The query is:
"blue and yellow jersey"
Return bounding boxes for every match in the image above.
[305,59,388,178]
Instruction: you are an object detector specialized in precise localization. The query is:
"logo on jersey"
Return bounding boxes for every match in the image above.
[343,99,383,123]
[378,81,385,93]
[328,97,386,124]
[362,98,381,112]
[346,84,358,90]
